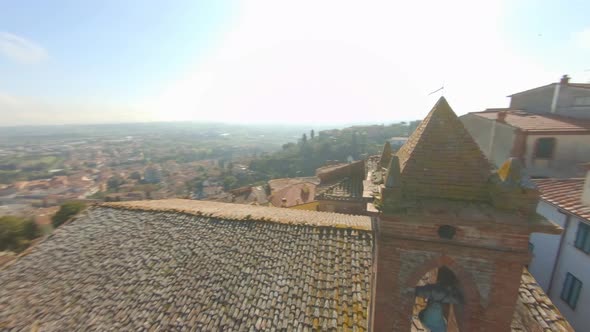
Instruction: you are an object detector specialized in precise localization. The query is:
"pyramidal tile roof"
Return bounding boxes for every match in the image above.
[395,97,493,201]
[380,141,392,168]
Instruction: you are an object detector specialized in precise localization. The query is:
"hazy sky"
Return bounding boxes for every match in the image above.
[1,0,589,126]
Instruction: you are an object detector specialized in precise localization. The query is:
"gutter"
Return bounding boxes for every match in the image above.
[550,82,561,113]
[547,211,570,297]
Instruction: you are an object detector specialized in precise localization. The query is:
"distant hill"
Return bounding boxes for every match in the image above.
[249,121,421,179]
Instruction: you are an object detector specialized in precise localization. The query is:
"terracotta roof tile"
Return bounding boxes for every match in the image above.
[568,83,590,89]
[268,182,316,207]
[533,178,590,220]
[316,177,364,201]
[472,110,590,133]
[511,269,574,331]
[268,177,320,194]
[0,206,373,331]
[105,199,372,230]
[396,97,493,201]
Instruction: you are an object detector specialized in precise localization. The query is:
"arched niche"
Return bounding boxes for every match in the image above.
[403,256,482,332]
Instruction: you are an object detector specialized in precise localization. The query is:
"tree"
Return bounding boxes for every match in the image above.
[52,202,86,228]
[129,171,142,180]
[107,176,124,191]
[310,129,315,139]
[223,175,238,190]
[301,133,308,145]
[0,216,38,252]
[351,131,359,159]
[144,166,161,184]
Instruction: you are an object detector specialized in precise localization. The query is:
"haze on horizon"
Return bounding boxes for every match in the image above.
[1,0,589,127]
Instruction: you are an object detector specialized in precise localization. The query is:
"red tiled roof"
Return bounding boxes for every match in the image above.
[268,182,316,208]
[533,178,590,220]
[472,109,590,133]
[569,83,590,89]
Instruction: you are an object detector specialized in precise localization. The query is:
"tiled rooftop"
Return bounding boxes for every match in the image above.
[511,269,574,331]
[268,177,320,194]
[105,199,372,230]
[534,178,590,220]
[0,206,373,331]
[472,109,590,133]
[268,182,316,208]
[316,177,364,202]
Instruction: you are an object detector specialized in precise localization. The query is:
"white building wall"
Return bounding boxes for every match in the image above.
[460,114,515,167]
[525,134,590,178]
[530,201,590,331]
[528,201,565,291]
[550,215,590,331]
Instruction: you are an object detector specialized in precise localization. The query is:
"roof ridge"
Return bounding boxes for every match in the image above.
[102,199,372,230]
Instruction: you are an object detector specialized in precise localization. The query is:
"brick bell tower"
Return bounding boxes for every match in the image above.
[371,97,560,331]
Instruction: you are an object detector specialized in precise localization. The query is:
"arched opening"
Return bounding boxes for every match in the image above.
[411,266,464,332]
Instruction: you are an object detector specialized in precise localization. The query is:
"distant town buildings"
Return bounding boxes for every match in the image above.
[0,98,572,331]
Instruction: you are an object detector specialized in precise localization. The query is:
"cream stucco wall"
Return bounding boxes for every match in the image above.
[460,114,515,167]
[525,134,590,178]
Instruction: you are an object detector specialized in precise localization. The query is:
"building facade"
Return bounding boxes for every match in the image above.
[461,75,590,178]
[528,177,590,331]
[509,75,590,119]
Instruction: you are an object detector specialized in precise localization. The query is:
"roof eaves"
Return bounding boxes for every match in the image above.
[539,197,590,223]
[507,83,556,97]
[467,111,520,130]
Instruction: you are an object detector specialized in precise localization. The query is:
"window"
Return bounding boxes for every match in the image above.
[575,222,590,254]
[534,138,556,159]
[574,96,590,106]
[561,273,582,310]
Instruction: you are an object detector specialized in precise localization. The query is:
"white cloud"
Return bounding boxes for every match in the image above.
[144,0,559,124]
[573,27,590,51]
[0,31,48,64]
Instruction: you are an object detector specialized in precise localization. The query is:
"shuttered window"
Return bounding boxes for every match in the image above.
[561,273,582,310]
[534,138,556,159]
[575,222,590,254]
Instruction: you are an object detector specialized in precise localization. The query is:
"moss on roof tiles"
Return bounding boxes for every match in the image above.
[0,206,373,331]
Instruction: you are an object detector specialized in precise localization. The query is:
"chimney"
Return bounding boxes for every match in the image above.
[560,74,570,85]
[497,111,507,123]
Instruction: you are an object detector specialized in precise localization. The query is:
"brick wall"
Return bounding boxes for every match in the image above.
[372,214,531,331]
[317,200,365,215]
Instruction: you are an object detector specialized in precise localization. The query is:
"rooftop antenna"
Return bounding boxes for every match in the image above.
[428,83,444,97]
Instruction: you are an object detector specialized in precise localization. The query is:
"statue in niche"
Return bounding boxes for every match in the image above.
[415,283,462,332]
